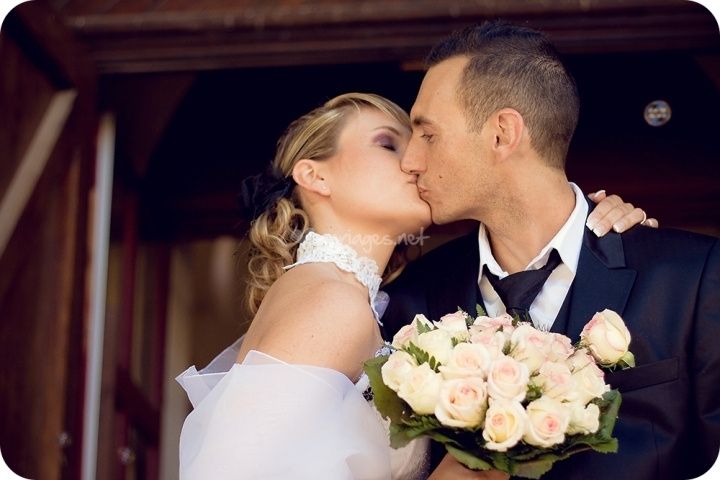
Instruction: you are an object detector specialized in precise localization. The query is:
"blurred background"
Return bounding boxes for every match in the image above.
[1,1,718,479]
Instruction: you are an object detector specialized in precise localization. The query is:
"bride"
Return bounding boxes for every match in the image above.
[176,93,649,479]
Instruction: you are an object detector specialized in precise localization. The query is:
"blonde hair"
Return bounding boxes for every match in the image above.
[246,93,411,315]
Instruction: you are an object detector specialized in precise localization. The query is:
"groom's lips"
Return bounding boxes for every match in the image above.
[417,185,428,196]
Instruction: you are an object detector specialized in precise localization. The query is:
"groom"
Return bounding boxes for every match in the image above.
[385,21,720,479]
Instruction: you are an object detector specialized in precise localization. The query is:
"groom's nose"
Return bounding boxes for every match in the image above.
[400,137,427,175]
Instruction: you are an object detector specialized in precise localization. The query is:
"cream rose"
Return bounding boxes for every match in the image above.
[545,333,574,363]
[397,363,443,415]
[416,329,454,365]
[469,326,507,360]
[434,311,469,341]
[435,377,488,428]
[523,396,571,448]
[482,399,527,451]
[392,324,418,349]
[381,351,418,392]
[439,343,492,380]
[509,324,549,373]
[535,361,575,401]
[571,360,610,405]
[487,355,530,402]
[566,348,594,372]
[580,309,633,367]
[567,402,601,435]
[473,313,514,332]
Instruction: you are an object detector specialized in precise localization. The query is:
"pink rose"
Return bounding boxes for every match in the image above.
[434,311,469,340]
[509,324,549,373]
[487,355,530,402]
[580,309,633,367]
[468,326,507,359]
[391,324,418,349]
[535,361,575,401]
[381,351,417,391]
[545,333,574,363]
[571,359,610,405]
[483,398,527,452]
[435,377,488,428]
[523,397,570,448]
[567,402,601,435]
[473,313,514,332]
[396,363,443,415]
[439,343,492,380]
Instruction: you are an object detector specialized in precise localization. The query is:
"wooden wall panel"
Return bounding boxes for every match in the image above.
[0,3,96,479]
[0,126,83,480]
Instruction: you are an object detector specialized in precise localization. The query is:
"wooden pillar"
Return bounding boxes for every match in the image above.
[114,191,138,479]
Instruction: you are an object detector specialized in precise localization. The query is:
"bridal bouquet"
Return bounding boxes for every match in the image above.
[364,307,635,479]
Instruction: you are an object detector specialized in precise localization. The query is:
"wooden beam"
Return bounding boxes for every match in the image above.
[52,1,719,73]
[0,89,76,258]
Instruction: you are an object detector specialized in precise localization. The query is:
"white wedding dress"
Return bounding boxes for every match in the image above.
[176,232,430,479]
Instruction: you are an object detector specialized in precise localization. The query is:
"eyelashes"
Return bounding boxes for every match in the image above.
[375,133,398,152]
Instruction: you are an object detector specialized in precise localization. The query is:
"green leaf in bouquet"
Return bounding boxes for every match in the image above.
[425,429,464,448]
[511,455,558,479]
[404,342,429,363]
[403,342,441,372]
[389,423,416,449]
[510,445,594,478]
[362,356,407,423]
[592,389,622,447]
[415,318,434,334]
[525,382,542,403]
[618,351,636,369]
[475,304,488,318]
[389,415,446,449]
[445,444,494,472]
[401,412,442,430]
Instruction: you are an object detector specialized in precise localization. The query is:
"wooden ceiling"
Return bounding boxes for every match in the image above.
[45,0,720,73]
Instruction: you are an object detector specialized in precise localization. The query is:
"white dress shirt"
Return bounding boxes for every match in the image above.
[477,183,588,331]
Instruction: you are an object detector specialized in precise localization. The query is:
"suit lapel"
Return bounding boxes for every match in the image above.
[428,230,481,320]
[554,214,637,341]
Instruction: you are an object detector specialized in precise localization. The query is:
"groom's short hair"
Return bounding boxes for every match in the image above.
[426,21,580,169]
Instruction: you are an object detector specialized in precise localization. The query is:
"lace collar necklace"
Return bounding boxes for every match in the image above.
[284,231,384,325]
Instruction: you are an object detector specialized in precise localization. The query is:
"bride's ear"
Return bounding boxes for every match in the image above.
[292,159,331,197]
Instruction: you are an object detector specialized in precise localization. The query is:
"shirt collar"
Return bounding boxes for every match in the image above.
[478,182,588,278]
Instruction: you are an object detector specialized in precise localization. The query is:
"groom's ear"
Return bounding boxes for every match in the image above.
[292,159,331,197]
[491,108,525,159]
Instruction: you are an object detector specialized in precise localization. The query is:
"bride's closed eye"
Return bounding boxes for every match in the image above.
[375,133,398,152]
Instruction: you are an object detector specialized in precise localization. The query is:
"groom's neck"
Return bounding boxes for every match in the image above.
[483,174,575,274]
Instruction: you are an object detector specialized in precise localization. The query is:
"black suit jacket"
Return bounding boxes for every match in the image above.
[383,215,720,479]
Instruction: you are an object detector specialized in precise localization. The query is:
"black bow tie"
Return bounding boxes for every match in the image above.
[482,249,563,322]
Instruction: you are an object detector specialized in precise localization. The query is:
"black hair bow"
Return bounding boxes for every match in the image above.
[237,169,296,222]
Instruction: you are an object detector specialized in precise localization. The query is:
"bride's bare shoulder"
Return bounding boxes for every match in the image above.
[246,264,378,378]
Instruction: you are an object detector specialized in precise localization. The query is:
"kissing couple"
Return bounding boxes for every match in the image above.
[176,21,720,480]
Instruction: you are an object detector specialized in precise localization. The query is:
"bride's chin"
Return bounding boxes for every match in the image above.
[396,213,432,239]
